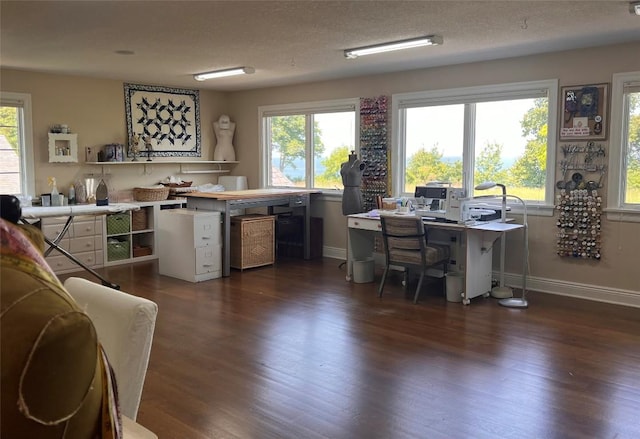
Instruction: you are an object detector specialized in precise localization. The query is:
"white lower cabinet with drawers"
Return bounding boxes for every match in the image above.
[41,215,104,274]
[157,209,221,282]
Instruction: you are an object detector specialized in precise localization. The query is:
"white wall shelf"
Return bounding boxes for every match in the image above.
[49,133,78,163]
[85,160,239,175]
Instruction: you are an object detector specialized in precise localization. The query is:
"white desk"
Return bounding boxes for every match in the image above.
[346,212,523,304]
[21,203,139,289]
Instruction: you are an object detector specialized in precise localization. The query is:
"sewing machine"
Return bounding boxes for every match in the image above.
[414,186,501,223]
[414,186,467,222]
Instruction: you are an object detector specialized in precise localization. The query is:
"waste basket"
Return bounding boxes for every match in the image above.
[353,258,375,283]
[445,272,464,302]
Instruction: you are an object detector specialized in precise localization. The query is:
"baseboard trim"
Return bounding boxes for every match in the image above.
[323,246,640,308]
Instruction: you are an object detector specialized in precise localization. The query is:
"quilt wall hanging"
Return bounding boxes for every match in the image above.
[124,83,201,157]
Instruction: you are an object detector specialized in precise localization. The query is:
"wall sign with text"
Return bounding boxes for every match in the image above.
[560,83,608,141]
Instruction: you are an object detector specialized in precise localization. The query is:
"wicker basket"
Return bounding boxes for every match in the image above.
[230,215,275,270]
[133,186,170,202]
[131,208,148,231]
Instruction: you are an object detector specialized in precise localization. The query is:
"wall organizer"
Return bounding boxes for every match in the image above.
[124,83,201,157]
[555,141,605,259]
[359,96,388,211]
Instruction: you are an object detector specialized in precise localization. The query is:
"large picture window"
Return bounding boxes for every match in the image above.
[392,80,558,210]
[608,71,640,218]
[0,92,34,197]
[259,99,358,190]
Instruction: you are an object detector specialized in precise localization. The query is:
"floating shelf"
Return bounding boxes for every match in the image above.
[84,160,239,175]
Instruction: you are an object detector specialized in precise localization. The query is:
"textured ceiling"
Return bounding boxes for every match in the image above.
[2,1,639,91]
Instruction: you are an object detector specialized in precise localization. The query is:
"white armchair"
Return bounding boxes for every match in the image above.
[63,277,158,438]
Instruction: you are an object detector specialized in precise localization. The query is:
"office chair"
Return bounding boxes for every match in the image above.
[378,215,450,303]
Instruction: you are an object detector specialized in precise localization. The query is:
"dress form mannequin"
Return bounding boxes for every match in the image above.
[340,151,365,215]
[213,114,236,161]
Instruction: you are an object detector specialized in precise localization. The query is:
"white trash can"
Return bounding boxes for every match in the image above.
[445,272,464,302]
[353,258,375,283]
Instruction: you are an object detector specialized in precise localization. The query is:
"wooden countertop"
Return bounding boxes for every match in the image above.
[183,189,320,200]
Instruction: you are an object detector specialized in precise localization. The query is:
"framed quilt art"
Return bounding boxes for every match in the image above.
[124,83,201,157]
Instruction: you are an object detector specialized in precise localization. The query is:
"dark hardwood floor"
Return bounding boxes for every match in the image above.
[61,258,640,439]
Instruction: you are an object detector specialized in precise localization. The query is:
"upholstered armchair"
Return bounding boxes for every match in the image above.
[1,216,158,438]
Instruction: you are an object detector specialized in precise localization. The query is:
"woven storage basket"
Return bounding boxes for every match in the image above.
[107,239,130,261]
[133,186,170,202]
[106,213,130,235]
[230,215,275,270]
[131,208,148,231]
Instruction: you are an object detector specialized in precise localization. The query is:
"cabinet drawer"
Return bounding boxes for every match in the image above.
[195,245,221,274]
[76,251,100,267]
[42,223,69,240]
[193,216,220,247]
[348,217,382,232]
[69,236,96,253]
[46,251,100,273]
[72,220,97,237]
[45,239,70,253]
[46,254,77,272]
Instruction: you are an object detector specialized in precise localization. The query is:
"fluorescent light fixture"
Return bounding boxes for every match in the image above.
[344,35,443,59]
[631,1,640,15]
[193,67,255,81]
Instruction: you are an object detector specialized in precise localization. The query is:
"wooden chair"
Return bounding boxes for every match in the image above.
[378,215,450,303]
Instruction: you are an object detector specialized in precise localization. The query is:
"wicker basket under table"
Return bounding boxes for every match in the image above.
[230,214,275,270]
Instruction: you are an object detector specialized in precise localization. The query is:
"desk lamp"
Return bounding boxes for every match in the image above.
[475,182,510,298]
[474,182,529,309]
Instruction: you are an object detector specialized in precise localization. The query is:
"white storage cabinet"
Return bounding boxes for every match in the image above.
[41,215,104,274]
[157,209,221,282]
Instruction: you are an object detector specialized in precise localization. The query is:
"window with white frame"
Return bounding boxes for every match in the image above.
[607,71,640,216]
[0,92,34,197]
[392,80,558,209]
[259,99,359,190]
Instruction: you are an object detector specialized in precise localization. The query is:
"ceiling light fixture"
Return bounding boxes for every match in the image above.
[630,1,640,15]
[193,67,255,81]
[344,35,443,59]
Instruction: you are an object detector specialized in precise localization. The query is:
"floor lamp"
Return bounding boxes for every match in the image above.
[474,182,529,309]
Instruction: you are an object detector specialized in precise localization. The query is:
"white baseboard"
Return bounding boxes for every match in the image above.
[323,246,640,308]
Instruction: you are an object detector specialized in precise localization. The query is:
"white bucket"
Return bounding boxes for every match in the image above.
[353,258,375,283]
[445,272,464,302]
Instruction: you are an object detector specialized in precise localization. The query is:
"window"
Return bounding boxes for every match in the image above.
[0,92,34,197]
[608,71,640,218]
[259,99,359,190]
[392,80,558,210]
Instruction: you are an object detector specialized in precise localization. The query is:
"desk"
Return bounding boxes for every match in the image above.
[347,212,523,304]
[184,189,319,277]
[21,203,139,289]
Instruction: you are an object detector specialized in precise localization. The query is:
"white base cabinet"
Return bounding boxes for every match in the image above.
[103,199,184,266]
[158,209,221,282]
[41,215,104,274]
